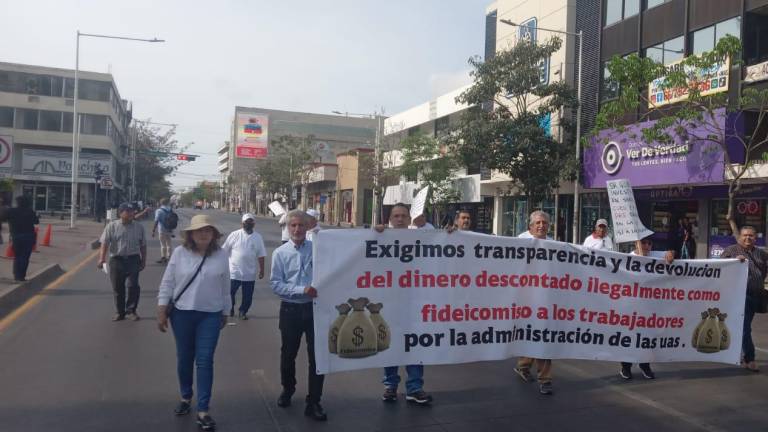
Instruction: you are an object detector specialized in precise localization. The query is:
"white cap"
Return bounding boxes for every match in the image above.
[242,213,256,222]
[595,218,609,228]
[306,209,320,219]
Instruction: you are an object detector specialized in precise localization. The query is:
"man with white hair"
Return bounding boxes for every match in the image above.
[223,213,266,319]
[306,209,321,242]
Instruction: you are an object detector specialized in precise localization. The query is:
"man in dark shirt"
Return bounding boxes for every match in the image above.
[721,226,768,372]
[0,196,40,282]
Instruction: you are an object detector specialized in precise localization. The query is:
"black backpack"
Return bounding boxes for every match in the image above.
[162,208,179,230]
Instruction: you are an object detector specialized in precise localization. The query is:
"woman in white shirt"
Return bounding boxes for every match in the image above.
[157,215,231,431]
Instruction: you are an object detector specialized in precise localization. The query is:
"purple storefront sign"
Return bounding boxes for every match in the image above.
[583,110,743,188]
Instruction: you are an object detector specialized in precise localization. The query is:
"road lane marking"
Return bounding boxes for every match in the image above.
[0,250,99,334]
[560,363,727,432]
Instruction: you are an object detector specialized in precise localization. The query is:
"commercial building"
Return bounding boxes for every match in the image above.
[0,62,131,214]
[578,0,768,257]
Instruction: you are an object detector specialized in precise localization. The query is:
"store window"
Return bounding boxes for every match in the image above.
[15,108,38,130]
[580,192,612,241]
[644,35,684,65]
[605,0,639,27]
[690,17,741,56]
[710,199,765,238]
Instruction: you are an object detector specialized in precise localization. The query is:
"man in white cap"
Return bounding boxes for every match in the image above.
[582,218,614,251]
[306,209,321,242]
[223,213,266,319]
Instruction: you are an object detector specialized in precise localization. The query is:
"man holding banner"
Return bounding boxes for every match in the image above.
[376,203,434,405]
[514,210,555,395]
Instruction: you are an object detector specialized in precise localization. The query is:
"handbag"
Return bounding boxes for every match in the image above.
[166,254,207,318]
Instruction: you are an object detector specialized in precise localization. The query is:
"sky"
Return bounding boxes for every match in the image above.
[1,0,490,190]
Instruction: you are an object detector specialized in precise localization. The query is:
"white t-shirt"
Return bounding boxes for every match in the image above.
[409,222,436,230]
[278,214,290,242]
[582,234,614,251]
[223,229,267,281]
[518,231,552,240]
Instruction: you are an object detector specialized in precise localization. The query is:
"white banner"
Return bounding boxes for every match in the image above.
[268,201,285,216]
[313,230,747,374]
[607,179,654,243]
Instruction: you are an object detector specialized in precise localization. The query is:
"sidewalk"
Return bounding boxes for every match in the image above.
[0,216,105,301]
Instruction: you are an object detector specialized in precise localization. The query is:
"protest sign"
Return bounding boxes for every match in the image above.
[313,229,746,374]
[607,179,654,243]
[268,201,286,217]
[410,186,429,219]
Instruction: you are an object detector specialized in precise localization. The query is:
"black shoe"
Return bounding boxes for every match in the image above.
[405,390,433,405]
[382,387,397,402]
[639,364,656,379]
[156,258,166,264]
[112,314,125,322]
[539,382,553,395]
[304,402,328,421]
[196,413,217,431]
[277,389,294,407]
[239,312,248,320]
[620,365,633,380]
[174,400,191,416]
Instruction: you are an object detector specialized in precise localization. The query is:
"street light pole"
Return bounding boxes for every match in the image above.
[499,20,583,243]
[70,31,164,229]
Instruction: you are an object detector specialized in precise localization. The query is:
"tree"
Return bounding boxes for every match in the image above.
[449,36,578,207]
[250,135,316,206]
[133,121,187,203]
[593,35,768,237]
[398,132,461,225]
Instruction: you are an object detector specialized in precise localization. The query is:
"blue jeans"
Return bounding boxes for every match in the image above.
[383,365,424,394]
[171,310,222,412]
[230,280,255,314]
[743,296,758,362]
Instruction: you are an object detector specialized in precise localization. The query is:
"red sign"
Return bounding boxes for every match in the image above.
[236,146,268,159]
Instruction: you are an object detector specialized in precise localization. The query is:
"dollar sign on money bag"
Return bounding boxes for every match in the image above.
[717,311,730,350]
[328,303,351,354]
[366,302,390,352]
[694,308,723,354]
[337,297,377,358]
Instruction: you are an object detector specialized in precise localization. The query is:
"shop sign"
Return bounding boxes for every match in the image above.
[744,60,768,84]
[517,17,550,85]
[648,56,730,107]
[22,149,113,180]
[584,110,727,188]
[235,112,269,159]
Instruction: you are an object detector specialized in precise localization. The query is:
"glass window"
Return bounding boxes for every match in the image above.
[716,17,741,43]
[624,0,639,18]
[81,114,107,135]
[645,43,664,63]
[601,63,620,100]
[15,108,38,130]
[39,110,63,132]
[646,0,666,9]
[645,35,684,64]
[79,80,110,101]
[0,106,13,128]
[63,112,73,133]
[711,199,765,238]
[605,0,623,26]
[51,76,63,97]
[691,17,741,56]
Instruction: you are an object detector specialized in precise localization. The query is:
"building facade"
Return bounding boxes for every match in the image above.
[578,0,768,257]
[0,62,131,214]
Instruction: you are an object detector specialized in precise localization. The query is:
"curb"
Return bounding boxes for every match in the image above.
[0,263,66,319]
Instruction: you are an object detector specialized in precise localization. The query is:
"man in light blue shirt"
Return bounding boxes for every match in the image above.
[152,198,176,264]
[270,210,326,421]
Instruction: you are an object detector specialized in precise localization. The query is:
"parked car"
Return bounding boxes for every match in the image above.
[194,200,203,210]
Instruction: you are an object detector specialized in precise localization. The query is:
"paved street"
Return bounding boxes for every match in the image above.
[1,208,768,432]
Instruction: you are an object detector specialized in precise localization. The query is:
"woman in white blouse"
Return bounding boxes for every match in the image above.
[157,214,231,431]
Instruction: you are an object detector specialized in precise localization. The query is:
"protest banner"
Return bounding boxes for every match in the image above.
[268,201,286,217]
[313,229,746,374]
[410,186,429,219]
[607,179,654,243]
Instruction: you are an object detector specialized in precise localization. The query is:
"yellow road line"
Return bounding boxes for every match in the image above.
[0,250,99,334]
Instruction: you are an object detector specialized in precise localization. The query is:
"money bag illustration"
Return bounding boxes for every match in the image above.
[691,311,708,349]
[366,302,390,352]
[328,303,351,354]
[716,310,730,350]
[694,308,723,354]
[337,297,378,358]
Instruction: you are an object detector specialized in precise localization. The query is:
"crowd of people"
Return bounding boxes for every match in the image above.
[87,199,768,431]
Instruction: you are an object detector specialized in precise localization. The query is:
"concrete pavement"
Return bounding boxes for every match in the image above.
[0,208,768,431]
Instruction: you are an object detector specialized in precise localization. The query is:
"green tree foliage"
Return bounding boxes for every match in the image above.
[250,135,316,202]
[593,35,768,236]
[133,122,187,202]
[398,132,461,222]
[449,36,578,206]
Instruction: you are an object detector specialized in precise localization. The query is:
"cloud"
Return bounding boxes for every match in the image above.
[427,69,473,99]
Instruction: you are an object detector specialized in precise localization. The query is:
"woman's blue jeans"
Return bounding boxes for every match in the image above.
[171,310,222,412]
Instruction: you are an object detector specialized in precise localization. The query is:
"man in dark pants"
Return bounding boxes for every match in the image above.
[270,209,327,421]
[0,196,39,282]
[97,203,147,322]
[721,225,768,372]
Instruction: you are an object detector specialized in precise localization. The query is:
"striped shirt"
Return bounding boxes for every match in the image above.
[721,244,768,296]
[100,220,146,257]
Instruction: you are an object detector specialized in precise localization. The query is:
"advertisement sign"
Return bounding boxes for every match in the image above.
[518,17,549,85]
[0,135,12,171]
[313,229,746,374]
[583,111,728,188]
[744,60,768,84]
[648,57,730,107]
[607,179,654,243]
[235,113,269,159]
[21,149,113,180]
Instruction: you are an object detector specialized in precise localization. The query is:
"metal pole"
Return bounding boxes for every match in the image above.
[130,122,137,201]
[372,114,382,226]
[70,31,80,229]
[571,31,583,244]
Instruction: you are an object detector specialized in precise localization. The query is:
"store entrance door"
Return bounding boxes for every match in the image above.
[650,200,699,258]
[22,185,49,211]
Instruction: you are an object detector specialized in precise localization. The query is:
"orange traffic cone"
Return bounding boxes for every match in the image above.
[3,241,14,259]
[32,227,39,253]
[41,224,52,247]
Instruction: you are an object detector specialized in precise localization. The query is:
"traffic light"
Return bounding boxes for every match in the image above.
[176,154,197,161]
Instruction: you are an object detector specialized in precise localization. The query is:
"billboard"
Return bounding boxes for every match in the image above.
[236,113,269,159]
[648,56,730,108]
